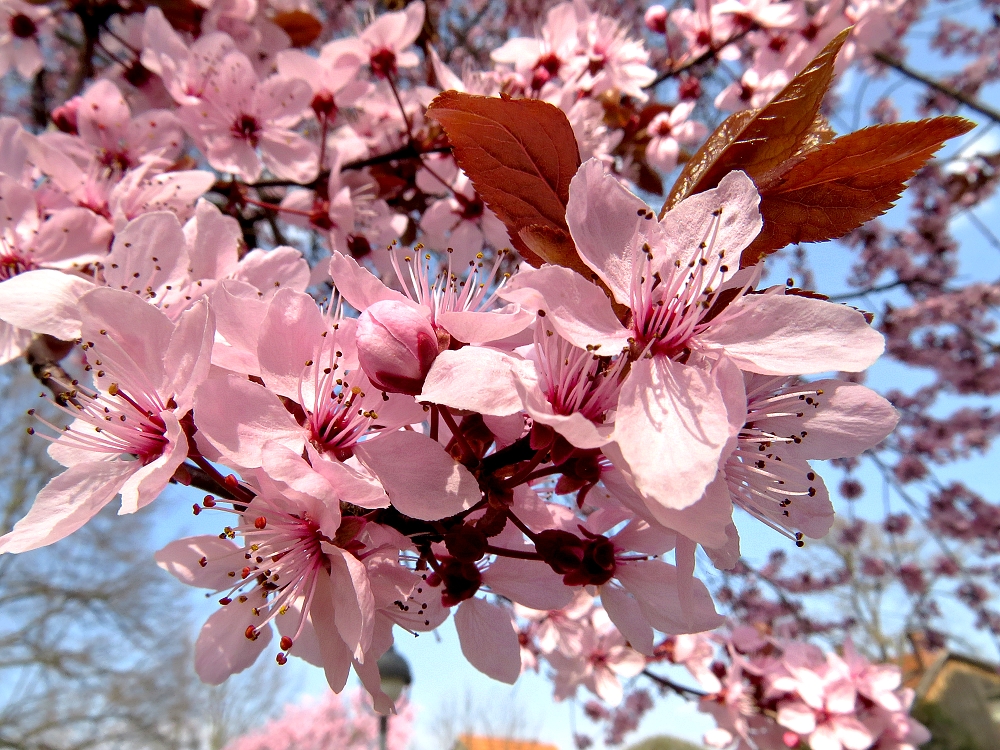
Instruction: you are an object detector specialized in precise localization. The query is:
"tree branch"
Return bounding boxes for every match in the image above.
[873,51,1000,126]
[641,668,710,698]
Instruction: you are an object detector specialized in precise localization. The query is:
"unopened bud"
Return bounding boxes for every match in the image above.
[52,96,81,135]
[357,300,439,395]
[644,5,668,34]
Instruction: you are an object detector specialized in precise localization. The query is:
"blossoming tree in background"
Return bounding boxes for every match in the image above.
[223,690,413,750]
[0,0,995,748]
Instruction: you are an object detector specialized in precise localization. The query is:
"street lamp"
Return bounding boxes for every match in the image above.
[376,645,412,750]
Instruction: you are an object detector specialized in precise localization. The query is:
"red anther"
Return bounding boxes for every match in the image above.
[241,566,252,579]
[192,504,202,515]
[203,496,217,508]
[245,625,259,641]
[224,474,240,489]
[219,597,232,605]
[199,556,208,568]
[276,652,288,665]
[255,516,267,529]
[280,636,293,650]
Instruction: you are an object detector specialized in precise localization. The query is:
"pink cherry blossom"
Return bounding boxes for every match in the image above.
[354,1,425,79]
[0,288,213,554]
[74,79,184,173]
[0,0,52,80]
[178,50,317,182]
[645,102,708,173]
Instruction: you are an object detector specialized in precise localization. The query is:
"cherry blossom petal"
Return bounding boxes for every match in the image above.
[767,380,898,459]
[0,460,134,554]
[352,648,397,715]
[306,449,389,509]
[258,288,329,400]
[0,270,92,339]
[194,597,272,684]
[435,307,534,345]
[194,372,305,467]
[454,597,522,684]
[235,246,311,296]
[704,294,885,375]
[355,430,480,521]
[825,680,857,714]
[611,357,732,511]
[329,251,410,312]
[657,170,762,268]
[185,199,241,280]
[483,556,575,611]
[210,280,269,375]
[601,584,655,656]
[80,287,175,394]
[34,207,110,266]
[0,322,30,366]
[260,442,340,531]
[593,666,626,706]
[778,701,818,734]
[501,265,629,351]
[260,129,319,183]
[155,535,243,589]
[419,347,523,416]
[616,559,725,634]
[808,724,843,750]
[831,716,873,750]
[163,299,215,414]
[566,158,648,305]
[308,568,353,691]
[328,545,375,660]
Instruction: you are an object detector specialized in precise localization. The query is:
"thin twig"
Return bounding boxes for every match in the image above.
[641,668,710,698]
[873,51,1000,126]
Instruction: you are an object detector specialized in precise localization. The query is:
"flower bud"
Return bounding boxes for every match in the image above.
[52,96,81,135]
[357,299,438,395]
[644,5,668,33]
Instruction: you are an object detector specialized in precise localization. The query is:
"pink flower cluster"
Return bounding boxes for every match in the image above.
[223,689,412,750]
[0,143,898,714]
[687,630,930,750]
[645,0,910,110]
[0,0,933,741]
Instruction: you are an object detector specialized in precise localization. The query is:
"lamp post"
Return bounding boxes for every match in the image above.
[376,645,412,750]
